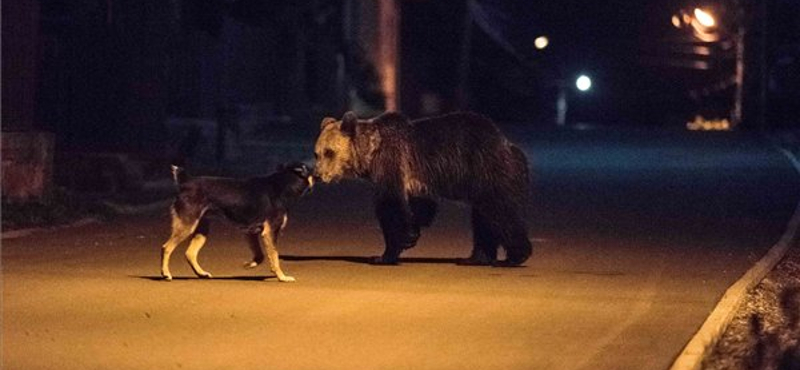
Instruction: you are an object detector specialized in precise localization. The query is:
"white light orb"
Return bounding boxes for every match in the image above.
[576,75,592,92]
[534,36,549,50]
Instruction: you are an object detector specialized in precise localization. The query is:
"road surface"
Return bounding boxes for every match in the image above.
[3,128,798,370]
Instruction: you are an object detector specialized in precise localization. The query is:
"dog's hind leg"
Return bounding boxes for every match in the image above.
[185,218,213,279]
[161,207,200,281]
[243,232,264,269]
[261,218,295,282]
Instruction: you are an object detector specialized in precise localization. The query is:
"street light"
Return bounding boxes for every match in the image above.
[576,75,592,92]
[669,5,745,128]
[671,15,682,28]
[689,7,719,42]
[557,74,593,126]
[534,36,549,50]
[693,8,716,28]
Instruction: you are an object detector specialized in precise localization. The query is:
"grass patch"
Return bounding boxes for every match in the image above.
[703,245,800,370]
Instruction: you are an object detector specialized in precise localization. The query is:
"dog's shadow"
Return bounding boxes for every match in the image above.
[136,256,464,281]
[135,275,272,282]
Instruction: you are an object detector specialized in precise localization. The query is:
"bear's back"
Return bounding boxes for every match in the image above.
[410,112,504,154]
[406,112,519,199]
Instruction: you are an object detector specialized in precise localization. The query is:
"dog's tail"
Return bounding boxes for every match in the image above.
[171,165,189,186]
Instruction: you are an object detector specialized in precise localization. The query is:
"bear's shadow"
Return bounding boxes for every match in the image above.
[134,256,463,282]
[281,255,461,265]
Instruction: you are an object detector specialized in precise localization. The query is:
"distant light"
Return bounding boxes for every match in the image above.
[534,36,549,50]
[693,8,715,28]
[686,115,730,131]
[576,75,592,92]
[671,15,682,28]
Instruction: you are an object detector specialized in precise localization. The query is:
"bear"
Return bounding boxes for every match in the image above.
[313,111,532,266]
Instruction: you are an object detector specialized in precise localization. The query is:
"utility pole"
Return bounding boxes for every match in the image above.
[733,0,769,129]
[732,13,745,128]
[376,0,400,111]
[556,81,568,126]
[757,0,769,129]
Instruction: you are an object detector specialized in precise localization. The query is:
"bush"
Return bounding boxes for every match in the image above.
[1,188,106,230]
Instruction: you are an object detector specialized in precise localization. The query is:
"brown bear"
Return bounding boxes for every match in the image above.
[314,111,532,266]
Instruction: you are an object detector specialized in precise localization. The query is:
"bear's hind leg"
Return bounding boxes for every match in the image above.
[406,197,438,251]
[410,197,438,228]
[469,200,532,267]
[458,207,498,266]
[493,212,532,267]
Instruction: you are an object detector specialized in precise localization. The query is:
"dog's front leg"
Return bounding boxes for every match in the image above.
[261,220,295,282]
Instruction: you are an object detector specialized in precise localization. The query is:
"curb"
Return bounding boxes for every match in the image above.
[669,134,800,370]
[2,183,173,240]
[1,199,171,240]
[102,199,173,216]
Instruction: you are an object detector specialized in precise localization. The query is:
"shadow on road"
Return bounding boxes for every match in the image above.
[134,275,271,282]
[280,255,462,265]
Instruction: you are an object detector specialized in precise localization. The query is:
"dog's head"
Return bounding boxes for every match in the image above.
[277,162,315,195]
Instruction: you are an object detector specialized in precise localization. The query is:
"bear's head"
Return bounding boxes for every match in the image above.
[314,112,365,183]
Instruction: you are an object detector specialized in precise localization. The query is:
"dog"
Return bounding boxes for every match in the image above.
[160,162,314,282]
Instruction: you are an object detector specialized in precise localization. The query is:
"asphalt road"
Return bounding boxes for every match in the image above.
[3,128,799,370]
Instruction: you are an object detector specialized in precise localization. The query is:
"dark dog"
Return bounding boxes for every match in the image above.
[160,162,314,282]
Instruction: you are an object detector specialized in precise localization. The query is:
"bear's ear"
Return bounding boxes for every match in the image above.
[320,117,337,130]
[341,111,358,137]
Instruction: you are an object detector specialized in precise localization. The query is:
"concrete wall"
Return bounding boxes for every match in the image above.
[2,132,55,201]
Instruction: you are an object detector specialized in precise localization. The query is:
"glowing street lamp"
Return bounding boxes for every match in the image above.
[576,75,592,92]
[671,15,682,28]
[669,5,744,127]
[693,8,716,28]
[556,74,593,126]
[534,36,549,50]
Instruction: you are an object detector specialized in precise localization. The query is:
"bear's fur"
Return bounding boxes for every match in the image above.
[314,111,532,266]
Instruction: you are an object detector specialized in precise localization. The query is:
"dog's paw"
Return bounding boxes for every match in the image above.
[244,261,259,269]
[162,274,173,281]
[278,275,296,283]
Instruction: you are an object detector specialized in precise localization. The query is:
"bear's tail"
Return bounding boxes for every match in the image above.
[171,165,189,186]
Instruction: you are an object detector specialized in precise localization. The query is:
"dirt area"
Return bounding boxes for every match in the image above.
[703,243,800,370]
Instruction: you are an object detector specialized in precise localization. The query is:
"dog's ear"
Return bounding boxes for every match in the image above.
[341,111,358,137]
[290,163,310,177]
[320,117,337,130]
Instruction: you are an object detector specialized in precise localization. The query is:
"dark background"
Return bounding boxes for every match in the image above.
[2,0,799,153]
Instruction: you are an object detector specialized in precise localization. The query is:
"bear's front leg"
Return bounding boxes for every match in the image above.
[373,195,418,265]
